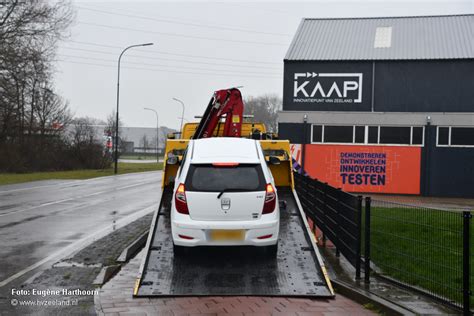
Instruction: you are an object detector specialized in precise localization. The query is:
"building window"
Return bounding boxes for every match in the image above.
[355,126,365,143]
[368,126,379,144]
[311,124,424,146]
[412,127,424,145]
[451,127,474,146]
[324,125,353,143]
[437,126,474,147]
[312,125,323,143]
[379,126,411,145]
[437,127,449,145]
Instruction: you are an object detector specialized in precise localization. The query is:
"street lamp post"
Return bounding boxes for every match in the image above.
[114,42,154,175]
[144,107,159,163]
[172,97,185,136]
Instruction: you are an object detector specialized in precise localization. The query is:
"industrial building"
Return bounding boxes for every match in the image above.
[279,14,474,197]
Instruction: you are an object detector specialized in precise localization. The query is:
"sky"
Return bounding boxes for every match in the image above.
[54,0,473,130]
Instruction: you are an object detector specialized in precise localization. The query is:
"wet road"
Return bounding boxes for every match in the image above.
[0,171,162,288]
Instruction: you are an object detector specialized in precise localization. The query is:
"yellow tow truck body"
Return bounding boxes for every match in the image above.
[162,122,294,189]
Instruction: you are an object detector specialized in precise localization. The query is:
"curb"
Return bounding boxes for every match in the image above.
[116,231,149,263]
[331,279,416,316]
[93,264,121,286]
[94,225,152,315]
[94,230,150,286]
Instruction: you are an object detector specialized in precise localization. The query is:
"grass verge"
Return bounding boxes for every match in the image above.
[366,204,473,307]
[0,162,163,186]
[120,154,161,160]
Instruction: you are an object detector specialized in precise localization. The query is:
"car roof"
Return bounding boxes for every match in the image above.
[190,138,260,164]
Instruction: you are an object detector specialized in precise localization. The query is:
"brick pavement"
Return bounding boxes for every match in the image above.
[95,249,375,316]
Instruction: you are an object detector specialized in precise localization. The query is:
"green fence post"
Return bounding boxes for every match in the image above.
[355,195,363,280]
[364,197,371,284]
[463,211,471,315]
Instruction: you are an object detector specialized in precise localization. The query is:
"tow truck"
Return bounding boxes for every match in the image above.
[134,88,334,297]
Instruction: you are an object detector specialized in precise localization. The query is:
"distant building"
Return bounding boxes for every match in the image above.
[279,14,474,197]
[68,125,176,154]
[120,126,173,153]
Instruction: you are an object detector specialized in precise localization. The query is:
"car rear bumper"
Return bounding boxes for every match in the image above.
[171,216,279,247]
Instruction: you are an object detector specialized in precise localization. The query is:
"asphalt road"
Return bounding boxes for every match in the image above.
[0,171,162,290]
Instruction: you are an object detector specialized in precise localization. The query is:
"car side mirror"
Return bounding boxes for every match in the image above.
[167,156,179,165]
[268,156,281,165]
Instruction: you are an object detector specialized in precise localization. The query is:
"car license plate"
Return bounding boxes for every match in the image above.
[210,230,244,241]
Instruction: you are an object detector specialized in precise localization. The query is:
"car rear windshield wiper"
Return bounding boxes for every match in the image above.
[217,188,251,199]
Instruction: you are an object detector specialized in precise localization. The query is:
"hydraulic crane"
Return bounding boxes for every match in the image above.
[192,88,244,139]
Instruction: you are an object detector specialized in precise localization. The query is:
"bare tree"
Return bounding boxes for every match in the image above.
[0,1,74,49]
[140,134,149,156]
[151,134,159,154]
[70,117,98,147]
[0,1,75,171]
[244,94,281,133]
[69,117,111,169]
[35,87,72,137]
[106,110,123,140]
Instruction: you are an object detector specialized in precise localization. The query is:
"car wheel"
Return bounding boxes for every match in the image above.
[265,243,278,258]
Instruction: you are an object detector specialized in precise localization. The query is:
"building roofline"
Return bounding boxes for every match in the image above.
[301,13,473,21]
[283,57,474,61]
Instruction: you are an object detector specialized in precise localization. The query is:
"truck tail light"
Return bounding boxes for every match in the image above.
[262,183,276,214]
[175,183,189,214]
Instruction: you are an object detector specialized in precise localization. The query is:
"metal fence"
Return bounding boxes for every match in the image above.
[293,172,363,277]
[367,199,472,314]
[293,172,472,314]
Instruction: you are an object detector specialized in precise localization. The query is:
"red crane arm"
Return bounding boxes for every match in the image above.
[192,88,244,139]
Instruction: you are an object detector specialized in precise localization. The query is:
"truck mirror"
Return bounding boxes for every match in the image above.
[268,156,281,165]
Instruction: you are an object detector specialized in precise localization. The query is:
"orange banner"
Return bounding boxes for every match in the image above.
[304,144,421,194]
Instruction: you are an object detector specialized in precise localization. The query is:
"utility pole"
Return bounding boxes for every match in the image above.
[144,107,159,162]
[114,42,154,174]
[172,98,185,136]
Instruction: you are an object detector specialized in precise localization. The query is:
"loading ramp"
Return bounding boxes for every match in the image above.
[134,187,335,298]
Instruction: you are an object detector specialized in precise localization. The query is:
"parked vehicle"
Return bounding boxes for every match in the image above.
[170,137,280,256]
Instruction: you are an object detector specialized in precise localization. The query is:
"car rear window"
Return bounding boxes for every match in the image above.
[185,164,265,192]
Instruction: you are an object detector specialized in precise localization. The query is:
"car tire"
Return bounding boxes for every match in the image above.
[265,243,278,258]
[173,244,186,256]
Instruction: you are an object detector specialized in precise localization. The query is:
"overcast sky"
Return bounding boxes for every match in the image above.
[55,0,473,130]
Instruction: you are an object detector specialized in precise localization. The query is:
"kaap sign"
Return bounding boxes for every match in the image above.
[293,72,363,104]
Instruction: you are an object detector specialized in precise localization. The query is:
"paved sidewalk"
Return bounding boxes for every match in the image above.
[95,249,375,316]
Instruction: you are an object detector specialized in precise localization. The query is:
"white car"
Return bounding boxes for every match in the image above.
[170,137,280,256]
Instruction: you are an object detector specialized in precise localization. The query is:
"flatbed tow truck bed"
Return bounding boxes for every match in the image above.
[134,187,334,298]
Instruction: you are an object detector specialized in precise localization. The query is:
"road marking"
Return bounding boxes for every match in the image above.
[0,179,159,217]
[0,204,156,288]
[0,171,162,194]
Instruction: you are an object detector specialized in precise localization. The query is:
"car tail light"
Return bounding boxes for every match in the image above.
[257,234,273,239]
[212,162,239,167]
[175,183,189,214]
[262,183,276,214]
[178,234,194,240]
